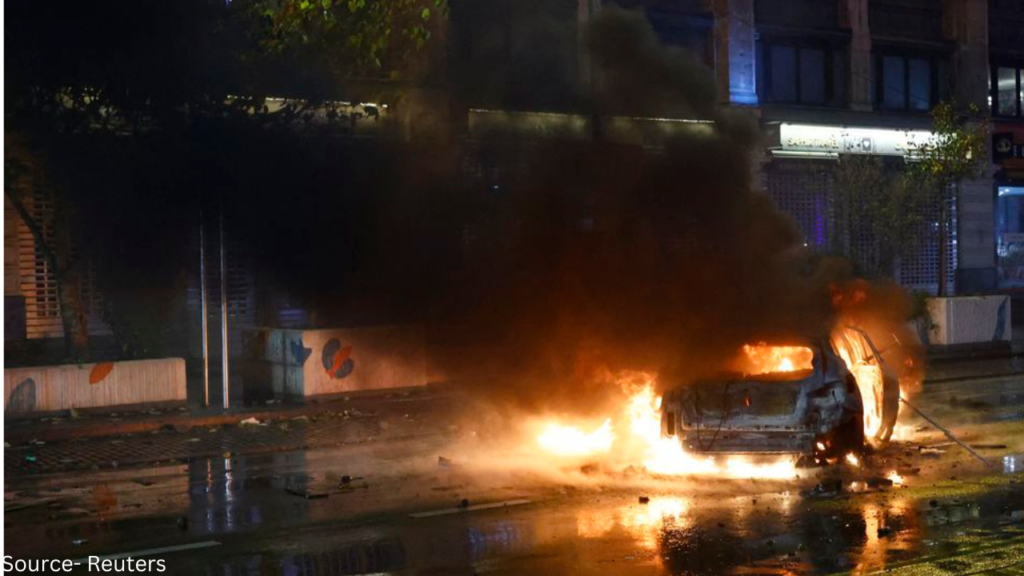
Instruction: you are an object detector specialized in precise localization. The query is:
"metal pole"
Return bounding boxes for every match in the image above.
[899,397,993,469]
[220,208,229,410]
[200,212,210,407]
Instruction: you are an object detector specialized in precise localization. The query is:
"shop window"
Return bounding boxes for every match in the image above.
[758,42,834,106]
[997,186,1024,286]
[873,53,948,111]
[994,65,1022,117]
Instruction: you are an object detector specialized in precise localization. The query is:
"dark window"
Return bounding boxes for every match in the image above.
[771,46,798,102]
[800,48,825,103]
[882,56,906,110]
[995,66,1022,117]
[908,58,930,111]
[873,53,947,111]
[758,42,836,106]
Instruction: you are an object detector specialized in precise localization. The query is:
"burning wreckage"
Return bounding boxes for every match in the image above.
[661,328,900,460]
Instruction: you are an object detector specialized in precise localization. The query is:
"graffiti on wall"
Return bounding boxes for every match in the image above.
[6,378,36,413]
[290,338,313,365]
[322,338,355,379]
[89,362,114,385]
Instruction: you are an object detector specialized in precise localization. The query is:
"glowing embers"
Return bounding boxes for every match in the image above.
[734,344,814,376]
[536,419,614,457]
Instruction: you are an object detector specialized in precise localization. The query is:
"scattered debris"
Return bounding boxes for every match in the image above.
[186,438,201,443]
[459,498,470,509]
[291,416,310,423]
[920,447,946,456]
[438,456,453,468]
[286,488,328,500]
[970,444,1007,450]
[340,475,352,485]
[5,497,57,512]
[804,480,843,499]
[24,455,37,463]
[638,496,650,504]
[72,538,88,546]
[866,476,894,489]
[69,408,81,419]
[239,417,264,427]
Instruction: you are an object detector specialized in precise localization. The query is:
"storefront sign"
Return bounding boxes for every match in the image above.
[767,123,934,157]
[993,132,1024,162]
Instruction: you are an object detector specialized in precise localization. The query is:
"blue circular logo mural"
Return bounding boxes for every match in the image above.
[322,338,355,379]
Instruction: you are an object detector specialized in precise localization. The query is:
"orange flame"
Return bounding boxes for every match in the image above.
[735,344,813,375]
[534,372,797,479]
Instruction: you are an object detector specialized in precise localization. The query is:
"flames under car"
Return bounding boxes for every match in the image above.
[660,331,899,455]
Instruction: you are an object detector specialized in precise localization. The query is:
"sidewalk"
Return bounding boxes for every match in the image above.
[4,389,455,478]
[3,385,447,445]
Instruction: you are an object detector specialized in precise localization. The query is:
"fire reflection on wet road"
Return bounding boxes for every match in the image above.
[6,443,1024,576]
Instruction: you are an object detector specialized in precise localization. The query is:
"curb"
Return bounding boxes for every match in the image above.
[4,388,448,445]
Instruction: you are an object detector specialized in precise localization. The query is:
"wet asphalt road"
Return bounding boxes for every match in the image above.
[5,375,1024,575]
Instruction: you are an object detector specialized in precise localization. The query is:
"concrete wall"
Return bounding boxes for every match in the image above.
[927,295,1011,345]
[4,358,187,415]
[243,326,428,400]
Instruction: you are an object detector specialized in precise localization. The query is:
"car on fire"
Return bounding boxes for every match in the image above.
[660,328,900,457]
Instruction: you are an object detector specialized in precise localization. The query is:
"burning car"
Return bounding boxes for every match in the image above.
[660,328,900,457]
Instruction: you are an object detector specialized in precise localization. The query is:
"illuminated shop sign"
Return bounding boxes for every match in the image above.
[767,123,934,157]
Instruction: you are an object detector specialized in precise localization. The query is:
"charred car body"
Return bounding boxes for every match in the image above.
[660,329,899,456]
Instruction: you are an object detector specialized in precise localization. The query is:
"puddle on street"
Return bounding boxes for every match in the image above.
[7,447,1024,576]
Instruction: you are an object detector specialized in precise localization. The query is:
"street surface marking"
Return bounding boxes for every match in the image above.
[410,498,532,518]
[71,540,221,564]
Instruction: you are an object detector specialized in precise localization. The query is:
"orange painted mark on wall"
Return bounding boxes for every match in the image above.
[328,346,353,379]
[89,362,114,384]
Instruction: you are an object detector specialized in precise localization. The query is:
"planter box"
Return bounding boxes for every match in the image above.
[242,325,428,401]
[4,358,186,415]
[926,295,1011,346]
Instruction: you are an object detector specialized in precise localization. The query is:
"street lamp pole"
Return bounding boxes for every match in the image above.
[219,207,230,410]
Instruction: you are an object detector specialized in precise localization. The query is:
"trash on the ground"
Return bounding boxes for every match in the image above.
[638,496,650,504]
[866,476,894,489]
[5,497,57,512]
[920,447,946,456]
[239,417,264,426]
[926,500,980,526]
[459,498,470,508]
[186,438,201,443]
[69,407,81,419]
[804,480,842,499]
[286,487,328,500]
[72,538,88,546]
[24,455,37,463]
[438,456,453,468]
[291,416,309,423]
[341,475,352,485]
